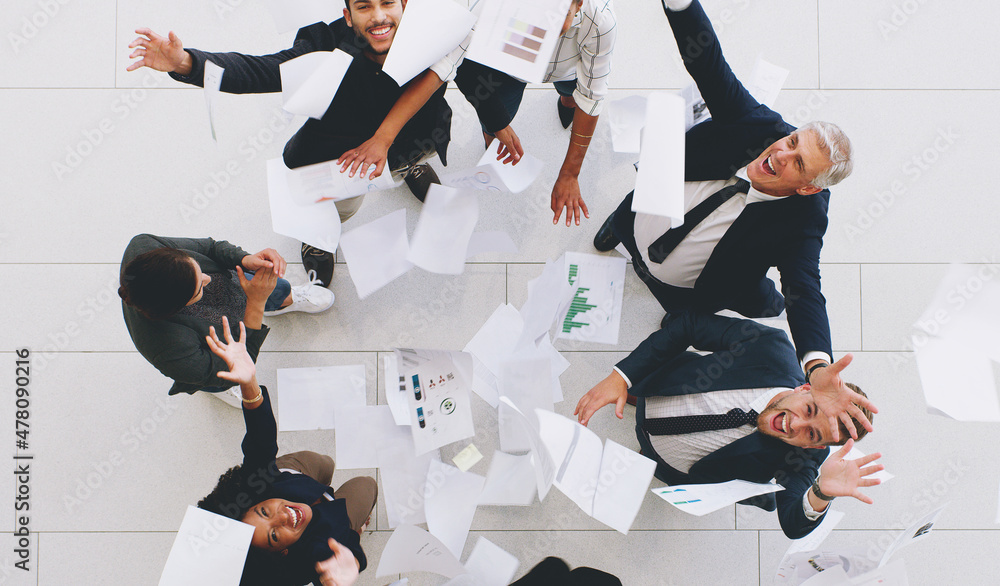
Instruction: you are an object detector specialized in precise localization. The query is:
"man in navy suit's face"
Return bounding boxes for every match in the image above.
[746,130,830,198]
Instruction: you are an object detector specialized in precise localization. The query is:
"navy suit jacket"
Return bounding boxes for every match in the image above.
[615,1,832,362]
[617,312,829,539]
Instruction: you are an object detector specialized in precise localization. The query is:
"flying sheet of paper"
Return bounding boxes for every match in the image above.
[383,0,477,86]
[379,442,440,528]
[466,230,518,258]
[632,92,685,224]
[478,451,537,506]
[384,353,411,426]
[275,365,366,431]
[340,208,415,299]
[407,185,480,275]
[996,480,1000,524]
[452,444,484,472]
[915,263,1000,348]
[466,0,573,83]
[556,252,627,345]
[914,336,1000,421]
[878,504,947,567]
[463,537,520,586]
[202,61,224,142]
[775,548,877,586]
[517,256,573,347]
[424,460,486,557]
[608,95,647,153]
[833,446,893,484]
[651,479,784,517]
[852,559,909,586]
[267,158,343,252]
[746,57,789,109]
[441,150,545,194]
[375,524,468,579]
[398,348,477,456]
[264,0,341,34]
[335,405,411,469]
[498,396,555,501]
[536,408,603,515]
[798,566,852,586]
[783,510,845,558]
[591,440,657,534]
[679,82,712,132]
[282,158,399,206]
[279,50,353,119]
[464,303,526,381]
[470,354,502,408]
[497,359,554,453]
[159,506,254,586]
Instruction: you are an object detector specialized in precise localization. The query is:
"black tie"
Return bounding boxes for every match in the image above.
[647,178,751,264]
[645,407,759,436]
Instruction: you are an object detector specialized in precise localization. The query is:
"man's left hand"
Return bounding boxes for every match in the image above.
[551,173,589,226]
[808,354,878,442]
[817,439,884,504]
[338,135,392,180]
[242,249,286,278]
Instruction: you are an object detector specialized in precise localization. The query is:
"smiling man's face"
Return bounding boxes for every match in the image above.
[756,386,835,449]
[745,130,832,197]
[344,0,406,62]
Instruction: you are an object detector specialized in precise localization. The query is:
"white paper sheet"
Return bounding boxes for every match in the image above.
[783,510,845,558]
[775,549,876,586]
[798,566,851,586]
[275,365,366,431]
[470,354,501,408]
[591,440,657,534]
[466,230,518,258]
[464,303,525,378]
[517,256,573,348]
[280,50,353,119]
[375,524,468,579]
[498,397,555,501]
[264,0,342,34]
[878,504,947,567]
[384,353,411,426]
[497,359,554,453]
[340,208,415,299]
[478,451,537,506]
[334,405,411,469]
[159,506,254,586]
[466,0,573,83]
[379,442,440,528]
[441,150,545,194]
[283,158,399,206]
[382,0,477,86]
[556,252,627,345]
[853,559,909,586]
[536,408,603,515]
[746,56,790,109]
[267,158,344,253]
[632,92,685,225]
[608,95,647,153]
[424,460,486,557]
[202,61,224,142]
[651,479,784,516]
[463,537,520,586]
[398,348,477,456]
[407,185,480,275]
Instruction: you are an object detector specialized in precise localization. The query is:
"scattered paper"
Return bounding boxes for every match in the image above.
[424,460,486,557]
[608,95,647,153]
[275,365,366,431]
[784,511,846,557]
[464,304,526,387]
[202,61,224,142]
[382,0,477,86]
[264,0,342,34]
[878,505,947,567]
[334,405,411,469]
[517,256,573,348]
[463,537,520,586]
[591,440,657,534]
[498,397,555,501]
[340,208,414,299]
[408,185,480,275]
[466,0,573,83]
[775,549,876,586]
[282,158,399,206]
[632,92,685,224]
[452,444,484,472]
[478,451,537,506]
[375,524,468,579]
[267,158,343,253]
[497,359,554,453]
[798,566,851,586]
[853,559,909,586]
[379,442,440,528]
[159,506,254,586]
[466,230,518,258]
[651,479,784,516]
[556,252,627,345]
[397,348,476,456]
[384,353,411,426]
[441,150,545,193]
[746,56,790,109]
[279,50,353,119]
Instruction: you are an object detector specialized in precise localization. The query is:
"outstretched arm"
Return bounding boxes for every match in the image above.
[551,109,597,226]
[206,317,262,409]
[807,355,878,442]
[575,370,628,426]
[810,439,884,511]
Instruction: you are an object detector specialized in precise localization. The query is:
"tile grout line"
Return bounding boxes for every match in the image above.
[858,264,864,352]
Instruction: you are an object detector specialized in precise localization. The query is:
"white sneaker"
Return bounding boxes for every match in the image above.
[209,387,244,409]
[264,271,335,316]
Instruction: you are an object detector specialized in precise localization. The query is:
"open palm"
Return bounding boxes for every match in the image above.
[205,316,256,385]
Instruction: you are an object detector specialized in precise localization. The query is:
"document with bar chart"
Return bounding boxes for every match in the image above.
[466,0,573,83]
[556,252,626,345]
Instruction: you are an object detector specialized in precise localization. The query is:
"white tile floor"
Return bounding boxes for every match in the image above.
[2,0,999,584]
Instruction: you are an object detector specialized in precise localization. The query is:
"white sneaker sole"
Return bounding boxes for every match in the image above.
[264,293,335,316]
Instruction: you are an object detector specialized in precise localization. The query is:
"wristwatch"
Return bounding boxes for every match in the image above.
[805,362,829,384]
[811,478,836,501]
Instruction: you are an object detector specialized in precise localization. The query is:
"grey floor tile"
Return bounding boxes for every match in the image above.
[0,533,36,585]
[37,532,172,584]
[860,264,951,352]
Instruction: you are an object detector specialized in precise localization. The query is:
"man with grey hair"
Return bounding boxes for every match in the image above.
[594,0,865,433]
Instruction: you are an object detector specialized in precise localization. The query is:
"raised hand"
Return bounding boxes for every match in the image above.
[807,354,877,442]
[817,439,884,504]
[315,538,360,586]
[126,28,192,75]
[493,125,523,165]
[575,371,628,426]
[205,317,256,385]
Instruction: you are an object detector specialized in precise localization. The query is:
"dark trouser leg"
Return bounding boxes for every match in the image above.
[274,451,335,486]
[335,477,378,532]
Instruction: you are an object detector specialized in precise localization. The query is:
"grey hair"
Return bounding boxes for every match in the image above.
[799,121,853,189]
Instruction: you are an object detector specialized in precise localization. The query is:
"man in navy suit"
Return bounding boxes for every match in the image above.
[594,0,859,420]
[575,312,883,539]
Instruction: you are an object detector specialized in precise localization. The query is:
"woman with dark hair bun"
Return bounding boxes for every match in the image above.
[120,234,335,400]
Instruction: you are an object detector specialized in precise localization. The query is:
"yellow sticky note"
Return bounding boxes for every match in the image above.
[452,444,483,472]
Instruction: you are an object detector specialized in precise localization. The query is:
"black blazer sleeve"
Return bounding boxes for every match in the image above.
[455,59,517,134]
[241,386,279,469]
[773,446,829,539]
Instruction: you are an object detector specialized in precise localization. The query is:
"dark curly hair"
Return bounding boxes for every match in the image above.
[198,465,258,521]
[119,247,198,320]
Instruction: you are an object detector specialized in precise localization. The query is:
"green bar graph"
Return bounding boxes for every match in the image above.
[562,287,597,333]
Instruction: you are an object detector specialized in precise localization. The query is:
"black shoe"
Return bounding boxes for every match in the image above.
[557,98,575,129]
[403,163,440,203]
[300,243,334,288]
[593,211,620,252]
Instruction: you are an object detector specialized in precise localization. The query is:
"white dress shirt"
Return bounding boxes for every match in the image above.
[543,0,617,116]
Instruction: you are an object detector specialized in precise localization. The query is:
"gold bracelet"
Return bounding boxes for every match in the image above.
[571,132,594,138]
[571,141,591,148]
[242,389,263,404]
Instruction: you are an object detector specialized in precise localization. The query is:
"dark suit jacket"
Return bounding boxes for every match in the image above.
[615,0,832,362]
[617,312,829,539]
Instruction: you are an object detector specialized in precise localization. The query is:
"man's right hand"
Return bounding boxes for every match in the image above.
[574,371,629,426]
[493,125,523,165]
[127,28,192,75]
